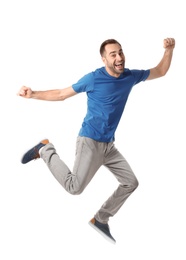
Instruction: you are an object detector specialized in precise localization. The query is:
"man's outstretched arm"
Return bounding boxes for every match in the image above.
[17,86,77,101]
[147,37,175,80]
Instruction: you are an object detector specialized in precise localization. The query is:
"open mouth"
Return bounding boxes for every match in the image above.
[115,63,123,70]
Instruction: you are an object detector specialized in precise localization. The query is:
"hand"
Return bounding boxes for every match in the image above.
[163,38,175,50]
[17,86,32,98]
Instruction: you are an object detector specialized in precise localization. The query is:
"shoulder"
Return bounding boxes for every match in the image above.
[72,70,96,93]
[92,67,106,76]
[123,68,131,76]
[79,67,104,80]
[129,69,150,83]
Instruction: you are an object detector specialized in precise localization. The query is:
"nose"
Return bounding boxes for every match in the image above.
[116,53,123,60]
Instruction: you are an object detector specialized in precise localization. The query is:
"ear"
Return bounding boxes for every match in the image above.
[101,56,106,63]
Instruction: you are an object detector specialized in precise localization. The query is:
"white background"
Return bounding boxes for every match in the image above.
[0,0,185,259]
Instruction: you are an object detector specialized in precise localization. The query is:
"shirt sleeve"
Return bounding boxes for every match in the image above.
[72,72,94,93]
[131,69,150,85]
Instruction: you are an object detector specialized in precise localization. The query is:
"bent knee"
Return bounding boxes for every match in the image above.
[127,176,139,191]
[68,186,84,195]
[132,177,139,190]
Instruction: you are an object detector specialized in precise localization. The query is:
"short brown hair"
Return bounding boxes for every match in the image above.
[99,39,121,56]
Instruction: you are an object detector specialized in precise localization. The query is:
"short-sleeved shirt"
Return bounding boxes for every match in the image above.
[72,67,150,142]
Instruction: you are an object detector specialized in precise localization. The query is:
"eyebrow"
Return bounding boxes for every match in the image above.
[109,48,123,55]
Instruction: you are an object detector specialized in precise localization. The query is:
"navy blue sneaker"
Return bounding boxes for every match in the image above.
[21,139,49,164]
[89,218,116,244]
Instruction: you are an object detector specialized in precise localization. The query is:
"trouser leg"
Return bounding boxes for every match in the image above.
[40,137,138,224]
[95,143,139,224]
[40,136,103,195]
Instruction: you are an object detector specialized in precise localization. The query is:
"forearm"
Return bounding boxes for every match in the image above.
[147,38,175,80]
[18,85,77,100]
[156,48,173,76]
[148,49,173,80]
[31,89,63,101]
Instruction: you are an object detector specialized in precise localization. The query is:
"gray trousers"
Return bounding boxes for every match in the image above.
[41,136,138,224]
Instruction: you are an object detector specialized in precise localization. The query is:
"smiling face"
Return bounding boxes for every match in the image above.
[101,43,125,77]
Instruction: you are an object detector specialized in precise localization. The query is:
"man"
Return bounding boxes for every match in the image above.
[18,38,175,244]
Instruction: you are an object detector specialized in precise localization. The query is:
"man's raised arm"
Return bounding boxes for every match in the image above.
[147,37,175,80]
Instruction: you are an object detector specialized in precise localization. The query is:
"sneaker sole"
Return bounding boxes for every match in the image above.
[88,221,116,244]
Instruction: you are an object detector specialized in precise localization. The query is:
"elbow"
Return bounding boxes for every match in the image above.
[156,68,168,79]
[160,70,168,77]
[158,64,170,77]
[59,96,66,101]
[58,90,66,101]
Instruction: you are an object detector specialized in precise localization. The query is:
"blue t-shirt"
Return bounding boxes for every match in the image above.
[72,67,150,142]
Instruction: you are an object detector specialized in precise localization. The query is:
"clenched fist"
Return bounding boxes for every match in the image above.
[17,86,33,98]
[163,38,175,50]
